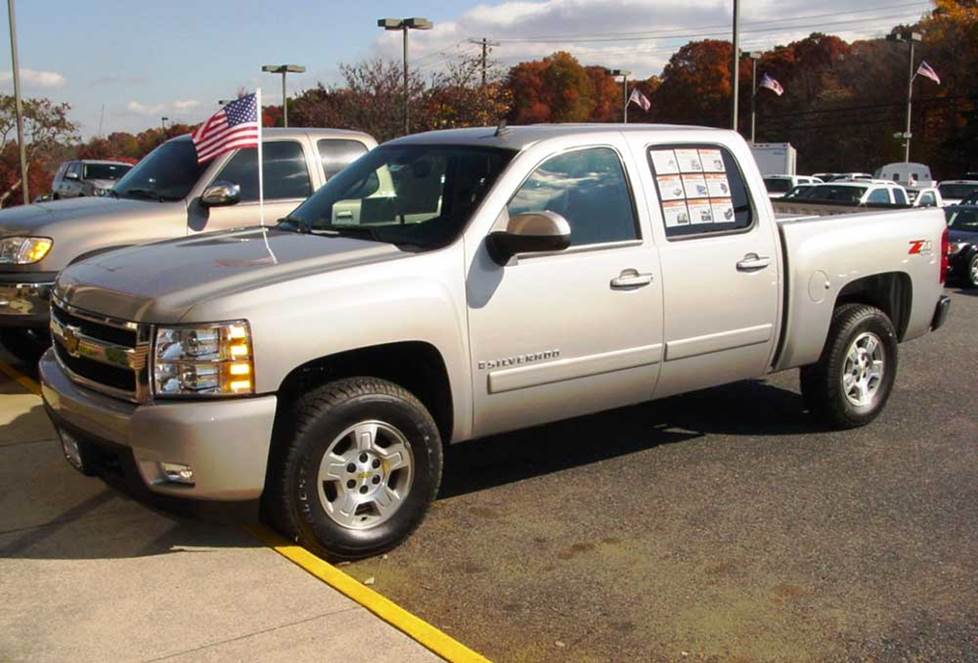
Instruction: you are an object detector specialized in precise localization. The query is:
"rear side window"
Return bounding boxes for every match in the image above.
[508,147,638,247]
[918,192,936,207]
[215,141,312,202]
[892,188,908,205]
[648,145,752,239]
[867,188,890,204]
[318,139,368,180]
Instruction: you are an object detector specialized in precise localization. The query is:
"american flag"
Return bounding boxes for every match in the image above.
[759,73,784,96]
[628,88,651,112]
[191,93,260,163]
[916,61,941,85]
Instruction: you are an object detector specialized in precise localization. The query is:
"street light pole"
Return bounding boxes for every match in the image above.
[378,17,433,136]
[748,52,762,144]
[731,0,740,132]
[262,64,306,128]
[887,30,921,162]
[609,69,631,123]
[6,0,28,203]
[161,116,168,134]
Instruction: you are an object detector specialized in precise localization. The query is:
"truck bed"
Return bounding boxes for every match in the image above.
[773,198,910,219]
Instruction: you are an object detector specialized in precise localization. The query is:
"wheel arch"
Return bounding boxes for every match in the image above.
[833,271,913,341]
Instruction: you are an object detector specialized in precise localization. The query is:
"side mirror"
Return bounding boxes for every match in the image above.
[64,171,79,181]
[486,211,572,265]
[201,181,241,207]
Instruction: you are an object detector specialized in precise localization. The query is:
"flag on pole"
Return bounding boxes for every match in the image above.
[916,60,941,85]
[191,92,260,163]
[628,88,651,112]
[759,73,784,96]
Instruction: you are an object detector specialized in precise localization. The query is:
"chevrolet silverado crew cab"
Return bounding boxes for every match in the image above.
[40,125,951,561]
[0,128,376,361]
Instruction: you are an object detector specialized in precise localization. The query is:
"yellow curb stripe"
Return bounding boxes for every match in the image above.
[0,360,41,395]
[247,524,489,663]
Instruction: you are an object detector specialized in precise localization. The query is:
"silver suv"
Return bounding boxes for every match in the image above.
[52,160,133,199]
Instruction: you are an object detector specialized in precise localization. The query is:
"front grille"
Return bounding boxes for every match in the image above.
[50,300,149,401]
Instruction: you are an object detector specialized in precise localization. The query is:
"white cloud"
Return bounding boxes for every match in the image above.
[368,0,932,79]
[126,100,166,115]
[127,99,201,115]
[0,68,66,88]
[172,99,200,111]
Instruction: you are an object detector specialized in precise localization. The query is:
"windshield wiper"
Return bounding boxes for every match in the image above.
[275,216,311,234]
[118,188,164,202]
[313,225,385,242]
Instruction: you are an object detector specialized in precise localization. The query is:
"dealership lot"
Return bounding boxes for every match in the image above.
[1,289,976,662]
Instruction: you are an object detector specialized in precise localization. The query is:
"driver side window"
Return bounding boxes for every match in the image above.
[214,141,312,202]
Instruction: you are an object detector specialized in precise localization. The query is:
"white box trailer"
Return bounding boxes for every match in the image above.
[751,142,797,176]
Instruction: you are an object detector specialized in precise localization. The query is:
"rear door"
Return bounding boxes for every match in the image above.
[194,140,315,232]
[643,143,781,398]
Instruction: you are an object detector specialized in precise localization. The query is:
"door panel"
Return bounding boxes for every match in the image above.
[466,144,663,438]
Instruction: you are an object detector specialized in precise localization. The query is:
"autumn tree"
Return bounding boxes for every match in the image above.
[506,52,598,123]
[652,40,733,128]
[0,95,77,205]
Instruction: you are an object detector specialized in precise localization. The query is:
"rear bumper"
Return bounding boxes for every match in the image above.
[932,295,951,331]
[39,348,277,501]
[0,272,56,327]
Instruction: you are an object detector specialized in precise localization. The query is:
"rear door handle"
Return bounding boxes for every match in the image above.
[736,253,771,271]
[611,269,653,289]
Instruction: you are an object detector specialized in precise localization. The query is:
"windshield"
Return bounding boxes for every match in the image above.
[113,139,206,201]
[84,163,131,181]
[946,207,978,232]
[796,184,867,203]
[783,185,812,199]
[938,183,978,200]
[285,144,516,250]
[763,177,792,193]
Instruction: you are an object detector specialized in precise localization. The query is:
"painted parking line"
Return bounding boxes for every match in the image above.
[0,360,41,395]
[0,359,489,662]
[248,524,490,663]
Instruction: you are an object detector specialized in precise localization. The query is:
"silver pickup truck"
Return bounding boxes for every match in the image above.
[39,125,951,561]
[0,128,376,361]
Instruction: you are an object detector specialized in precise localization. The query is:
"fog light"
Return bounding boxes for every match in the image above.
[160,462,195,485]
[59,430,83,471]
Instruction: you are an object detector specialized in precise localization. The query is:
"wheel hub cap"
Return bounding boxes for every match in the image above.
[842,331,885,407]
[316,420,414,530]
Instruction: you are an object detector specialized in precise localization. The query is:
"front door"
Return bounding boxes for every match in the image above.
[467,144,664,437]
[644,143,781,398]
[190,140,314,233]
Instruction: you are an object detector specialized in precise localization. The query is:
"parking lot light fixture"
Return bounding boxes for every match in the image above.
[608,69,632,123]
[377,17,434,135]
[262,64,306,128]
[748,51,762,143]
[887,30,922,162]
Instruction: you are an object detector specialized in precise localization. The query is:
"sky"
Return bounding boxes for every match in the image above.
[0,0,934,138]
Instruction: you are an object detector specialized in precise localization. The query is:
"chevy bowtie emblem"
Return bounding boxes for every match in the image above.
[62,325,81,356]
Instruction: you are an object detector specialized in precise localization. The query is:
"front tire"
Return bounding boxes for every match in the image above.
[965,252,978,288]
[800,304,898,430]
[263,377,443,561]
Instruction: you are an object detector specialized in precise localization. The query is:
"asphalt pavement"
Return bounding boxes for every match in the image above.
[1,289,976,662]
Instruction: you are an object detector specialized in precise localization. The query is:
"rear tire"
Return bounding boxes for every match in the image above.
[966,252,978,288]
[800,304,898,430]
[263,377,442,561]
[0,328,50,366]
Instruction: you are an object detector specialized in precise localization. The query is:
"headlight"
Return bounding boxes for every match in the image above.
[0,236,53,264]
[153,321,254,397]
[93,187,110,197]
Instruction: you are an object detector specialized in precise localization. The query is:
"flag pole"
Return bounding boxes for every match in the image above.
[256,87,265,226]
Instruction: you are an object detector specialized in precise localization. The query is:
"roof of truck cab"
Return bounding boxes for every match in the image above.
[385,123,723,151]
[170,127,376,144]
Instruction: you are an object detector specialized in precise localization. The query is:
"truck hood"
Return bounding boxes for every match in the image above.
[55,227,405,322]
[0,196,160,235]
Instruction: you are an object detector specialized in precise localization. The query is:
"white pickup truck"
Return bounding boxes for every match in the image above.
[40,124,951,560]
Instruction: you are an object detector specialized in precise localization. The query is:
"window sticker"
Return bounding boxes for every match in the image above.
[698,149,726,173]
[662,200,691,227]
[656,174,686,201]
[681,174,710,199]
[675,149,704,173]
[650,149,680,175]
[686,199,715,224]
[711,198,735,223]
[705,173,730,197]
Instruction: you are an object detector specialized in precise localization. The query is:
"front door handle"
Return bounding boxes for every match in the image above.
[736,253,771,271]
[611,269,654,289]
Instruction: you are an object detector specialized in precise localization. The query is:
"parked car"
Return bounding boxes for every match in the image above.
[772,181,910,216]
[782,183,818,199]
[0,128,376,361]
[820,172,873,182]
[937,180,978,206]
[763,174,822,199]
[945,205,978,287]
[39,124,949,561]
[51,160,133,199]
[908,186,943,208]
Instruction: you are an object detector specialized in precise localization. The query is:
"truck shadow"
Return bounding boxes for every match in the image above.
[440,378,813,499]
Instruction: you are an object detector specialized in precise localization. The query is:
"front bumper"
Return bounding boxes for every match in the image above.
[0,272,56,327]
[39,349,277,501]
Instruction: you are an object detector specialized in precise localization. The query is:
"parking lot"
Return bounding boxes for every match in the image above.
[1,287,976,662]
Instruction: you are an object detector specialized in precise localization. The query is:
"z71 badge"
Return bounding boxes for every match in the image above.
[908,239,933,255]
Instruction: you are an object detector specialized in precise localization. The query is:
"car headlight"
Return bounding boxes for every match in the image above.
[93,187,110,197]
[153,321,254,397]
[0,236,53,264]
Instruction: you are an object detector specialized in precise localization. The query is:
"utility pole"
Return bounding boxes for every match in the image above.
[261,64,306,128]
[379,18,433,135]
[6,0,28,203]
[748,52,762,143]
[887,30,921,162]
[731,0,740,132]
[468,37,500,86]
